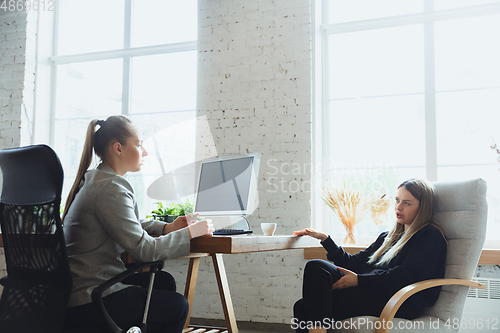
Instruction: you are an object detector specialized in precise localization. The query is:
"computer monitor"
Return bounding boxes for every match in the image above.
[193,153,260,216]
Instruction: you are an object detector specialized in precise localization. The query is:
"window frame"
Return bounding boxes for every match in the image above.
[315,0,500,244]
[46,0,197,145]
[31,0,198,217]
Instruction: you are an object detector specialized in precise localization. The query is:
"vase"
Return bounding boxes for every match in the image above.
[340,217,357,244]
[153,214,178,223]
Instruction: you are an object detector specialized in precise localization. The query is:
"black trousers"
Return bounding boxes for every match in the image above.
[63,271,188,333]
[293,259,392,333]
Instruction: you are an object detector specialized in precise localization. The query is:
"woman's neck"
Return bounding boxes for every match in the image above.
[102,160,126,176]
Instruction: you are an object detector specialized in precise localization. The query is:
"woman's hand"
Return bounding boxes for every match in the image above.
[187,219,215,239]
[293,228,328,242]
[163,213,200,234]
[332,267,358,289]
[185,213,200,225]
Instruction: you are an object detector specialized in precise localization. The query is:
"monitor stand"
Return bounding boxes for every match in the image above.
[212,215,253,235]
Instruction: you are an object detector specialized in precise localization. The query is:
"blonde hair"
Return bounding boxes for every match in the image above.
[367,178,445,266]
[62,115,135,221]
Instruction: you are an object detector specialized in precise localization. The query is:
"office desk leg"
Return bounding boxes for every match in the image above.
[212,253,238,333]
[184,257,201,329]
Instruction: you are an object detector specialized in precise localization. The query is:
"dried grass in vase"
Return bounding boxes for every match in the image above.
[322,183,371,244]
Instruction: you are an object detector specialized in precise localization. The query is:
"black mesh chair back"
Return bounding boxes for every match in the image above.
[0,144,72,333]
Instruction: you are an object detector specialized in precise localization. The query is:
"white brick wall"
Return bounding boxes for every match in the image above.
[172,0,312,324]
[0,9,37,150]
[20,9,37,147]
[0,0,314,324]
[0,7,38,288]
[1,11,24,149]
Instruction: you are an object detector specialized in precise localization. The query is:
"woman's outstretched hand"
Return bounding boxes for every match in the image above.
[185,213,200,225]
[293,228,328,242]
[187,219,215,239]
[163,213,200,234]
[332,267,358,289]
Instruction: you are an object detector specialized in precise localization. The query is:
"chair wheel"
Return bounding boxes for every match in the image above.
[127,327,141,333]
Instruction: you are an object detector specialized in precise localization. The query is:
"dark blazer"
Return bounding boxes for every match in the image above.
[321,224,447,318]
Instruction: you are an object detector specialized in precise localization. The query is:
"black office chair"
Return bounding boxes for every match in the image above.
[0,145,164,333]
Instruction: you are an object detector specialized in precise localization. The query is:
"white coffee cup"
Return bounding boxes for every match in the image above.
[261,223,277,236]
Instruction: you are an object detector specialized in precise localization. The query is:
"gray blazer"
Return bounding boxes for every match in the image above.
[63,164,190,307]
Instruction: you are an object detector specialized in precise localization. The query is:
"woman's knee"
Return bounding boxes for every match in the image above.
[155,271,177,291]
[179,293,189,315]
[122,271,176,292]
[148,291,189,327]
[304,259,331,277]
[169,292,189,319]
[171,293,189,326]
[305,259,327,271]
[293,298,306,318]
[304,259,344,284]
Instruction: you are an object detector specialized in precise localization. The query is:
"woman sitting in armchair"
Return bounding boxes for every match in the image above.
[293,178,447,333]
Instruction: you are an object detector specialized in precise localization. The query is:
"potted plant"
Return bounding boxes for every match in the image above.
[148,199,194,223]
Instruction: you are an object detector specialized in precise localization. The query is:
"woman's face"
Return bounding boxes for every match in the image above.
[120,128,148,173]
[395,186,420,230]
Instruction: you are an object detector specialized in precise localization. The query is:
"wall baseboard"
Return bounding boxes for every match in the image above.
[190,318,293,332]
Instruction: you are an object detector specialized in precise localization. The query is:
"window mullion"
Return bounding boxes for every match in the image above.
[124,0,132,49]
[122,57,132,117]
[424,0,438,181]
[48,0,63,147]
[122,0,133,116]
[322,2,500,34]
[320,9,331,232]
[51,42,198,65]
[312,0,329,231]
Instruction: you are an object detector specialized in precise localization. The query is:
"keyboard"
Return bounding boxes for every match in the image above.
[213,229,253,235]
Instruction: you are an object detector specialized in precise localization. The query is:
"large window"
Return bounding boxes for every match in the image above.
[318,0,500,247]
[52,0,198,217]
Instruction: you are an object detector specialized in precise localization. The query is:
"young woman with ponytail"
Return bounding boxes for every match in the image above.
[62,116,214,333]
[292,179,447,333]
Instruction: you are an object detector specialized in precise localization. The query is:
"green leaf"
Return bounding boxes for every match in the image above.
[150,198,194,218]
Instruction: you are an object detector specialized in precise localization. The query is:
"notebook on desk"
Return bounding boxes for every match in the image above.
[193,153,261,235]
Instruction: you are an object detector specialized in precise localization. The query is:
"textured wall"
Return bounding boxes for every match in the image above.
[0,10,25,149]
[170,0,313,323]
[0,9,37,150]
[0,8,38,285]
[0,0,314,324]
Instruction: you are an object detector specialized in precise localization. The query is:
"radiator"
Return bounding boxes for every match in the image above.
[459,278,500,333]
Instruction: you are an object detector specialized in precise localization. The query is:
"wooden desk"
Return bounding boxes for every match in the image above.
[190,234,318,254]
[182,235,318,333]
[303,246,500,265]
[0,233,316,333]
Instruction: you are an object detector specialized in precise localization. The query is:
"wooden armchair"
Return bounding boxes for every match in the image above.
[335,179,488,333]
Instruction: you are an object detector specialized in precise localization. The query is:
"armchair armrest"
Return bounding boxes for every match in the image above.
[375,278,486,333]
[91,261,165,333]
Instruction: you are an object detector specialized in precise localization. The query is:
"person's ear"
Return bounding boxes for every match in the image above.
[112,142,122,156]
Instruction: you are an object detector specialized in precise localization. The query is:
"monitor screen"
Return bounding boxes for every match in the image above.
[194,154,260,215]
